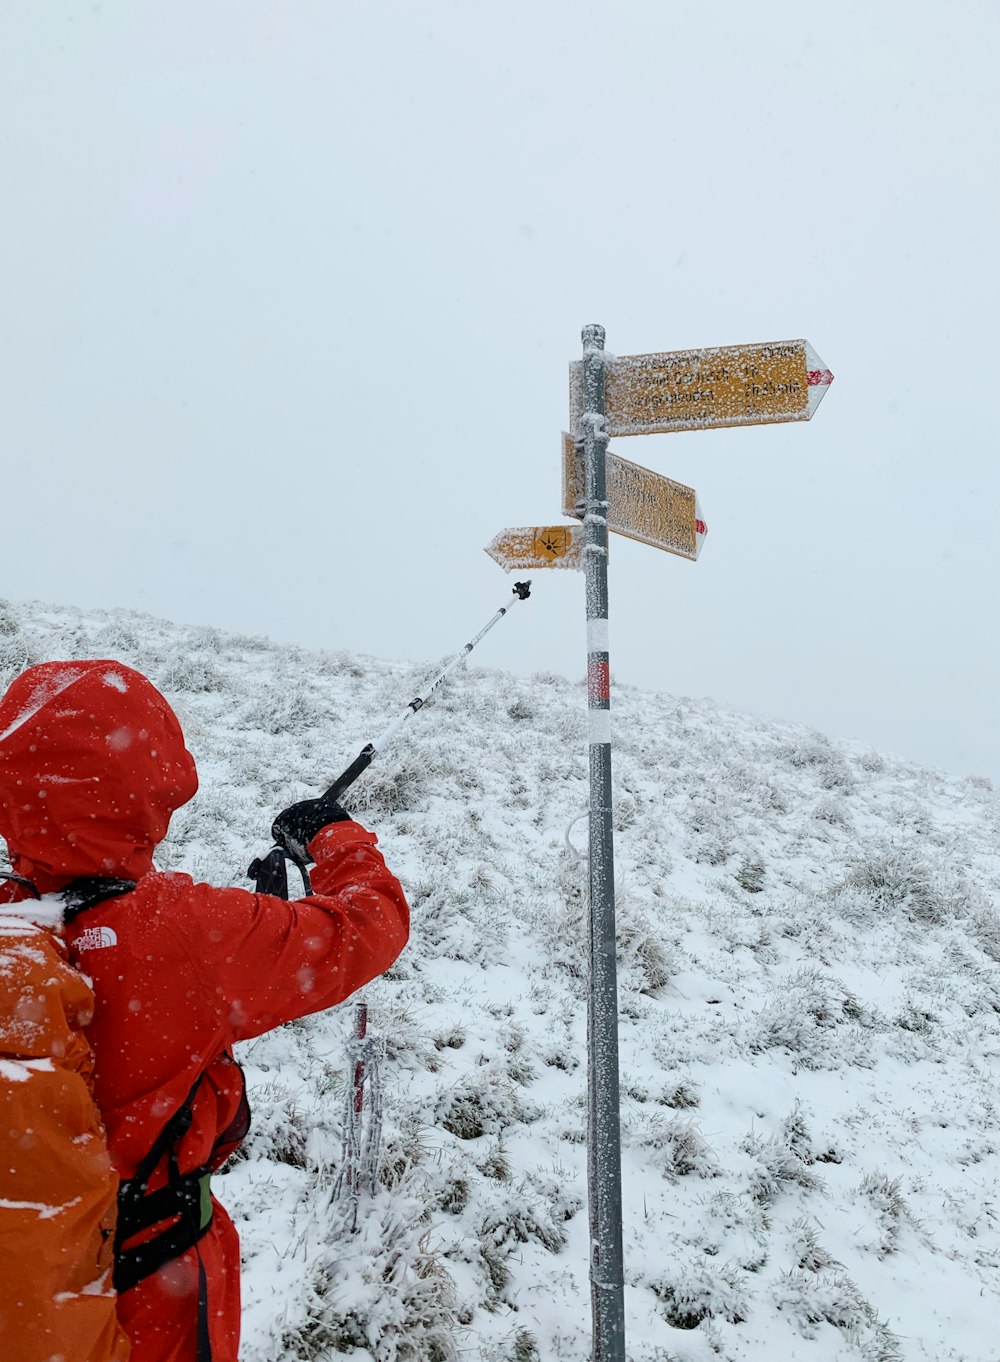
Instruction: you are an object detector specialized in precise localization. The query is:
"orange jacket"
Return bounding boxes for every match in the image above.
[0,661,410,1362]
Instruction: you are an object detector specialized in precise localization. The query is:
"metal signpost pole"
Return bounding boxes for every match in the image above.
[581,323,626,1362]
[479,323,831,1362]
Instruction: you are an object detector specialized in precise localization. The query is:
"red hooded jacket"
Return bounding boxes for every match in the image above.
[0,660,410,1362]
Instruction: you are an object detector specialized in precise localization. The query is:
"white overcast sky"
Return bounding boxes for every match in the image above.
[2,2,998,782]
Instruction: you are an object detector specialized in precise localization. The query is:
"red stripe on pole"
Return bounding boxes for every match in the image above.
[808,368,834,386]
[588,660,611,703]
[353,1004,367,1116]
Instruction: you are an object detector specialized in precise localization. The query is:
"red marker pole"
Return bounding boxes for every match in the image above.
[580,324,625,1362]
[347,1002,367,1229]
[352,1004,367,1128]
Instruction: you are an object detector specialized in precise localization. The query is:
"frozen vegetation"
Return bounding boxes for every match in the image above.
[2,596,999,1362]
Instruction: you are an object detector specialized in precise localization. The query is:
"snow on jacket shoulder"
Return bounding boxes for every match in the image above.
[64,818,409,1180]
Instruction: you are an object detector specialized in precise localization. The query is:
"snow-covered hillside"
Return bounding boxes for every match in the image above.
[3,596,999,1362]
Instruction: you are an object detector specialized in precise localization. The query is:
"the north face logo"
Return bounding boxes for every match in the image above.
[75,925,117,950]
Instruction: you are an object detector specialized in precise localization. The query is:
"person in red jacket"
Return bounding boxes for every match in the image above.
[0,659,410,1362]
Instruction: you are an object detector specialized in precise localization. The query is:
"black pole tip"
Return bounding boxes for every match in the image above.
[513,580,532,600]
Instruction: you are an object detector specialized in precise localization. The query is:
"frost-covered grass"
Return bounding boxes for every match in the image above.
[4,596,1000,1362]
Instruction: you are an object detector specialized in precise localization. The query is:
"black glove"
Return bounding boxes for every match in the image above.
[271,793,352,861]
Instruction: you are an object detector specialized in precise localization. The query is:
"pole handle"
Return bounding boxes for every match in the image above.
[323,744,376,803]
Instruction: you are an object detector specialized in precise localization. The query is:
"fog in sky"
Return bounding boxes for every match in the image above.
[3,2,998,781]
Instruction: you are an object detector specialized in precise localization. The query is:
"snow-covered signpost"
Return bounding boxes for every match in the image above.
[485,326,832,1362]
[578,325,626,1362]
[568,327,833,1362]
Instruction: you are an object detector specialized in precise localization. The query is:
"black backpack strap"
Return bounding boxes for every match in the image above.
[114,1171,214,1293]
[62,876,137,922]
[118,1074,203,1215]
[0,870,41,899]
[115,1074,211,1288]
[115,1058,250,1362]
[195,1250,212,1362]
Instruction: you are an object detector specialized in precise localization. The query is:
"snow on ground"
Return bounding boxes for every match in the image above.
[3,596,1000,1362]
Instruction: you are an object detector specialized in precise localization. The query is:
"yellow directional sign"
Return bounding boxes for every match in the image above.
[570,338,833,437]
[485,524,587,572]
[562,433,706,561]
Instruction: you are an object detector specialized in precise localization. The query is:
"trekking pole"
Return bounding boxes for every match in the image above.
[249,580,532,896]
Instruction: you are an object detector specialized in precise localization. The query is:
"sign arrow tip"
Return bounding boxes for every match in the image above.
[806,343,834,418]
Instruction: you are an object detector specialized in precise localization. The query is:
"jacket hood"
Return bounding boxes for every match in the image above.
[0,660,198,889]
